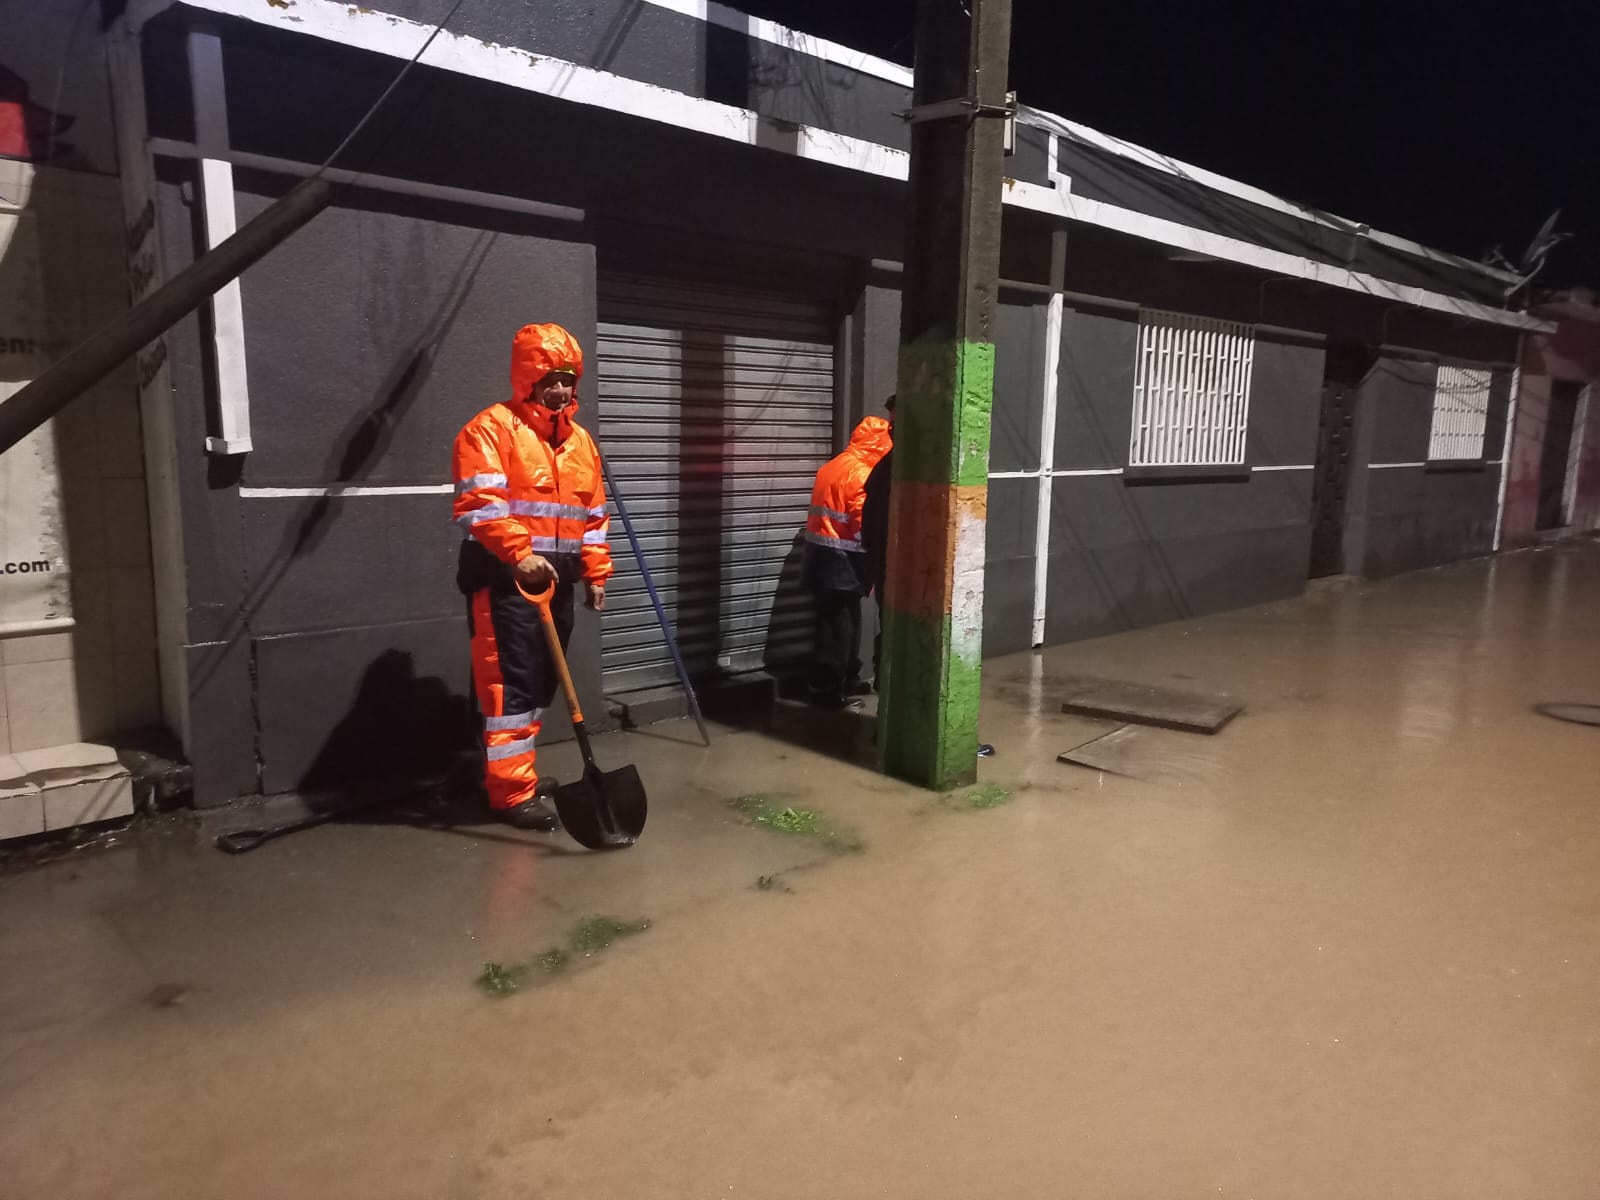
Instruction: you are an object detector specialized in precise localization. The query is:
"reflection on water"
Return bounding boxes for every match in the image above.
[4,544,1600,1199]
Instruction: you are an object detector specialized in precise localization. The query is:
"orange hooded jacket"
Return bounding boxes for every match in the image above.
[805,416,893,554]
[452,324,613,584]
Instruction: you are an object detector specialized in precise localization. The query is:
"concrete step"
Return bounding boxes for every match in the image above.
[606,682,694,729]
[0,742,135,842]
[607,672,781,730]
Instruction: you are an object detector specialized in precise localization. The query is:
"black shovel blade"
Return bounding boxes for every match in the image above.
[554,763,647,850]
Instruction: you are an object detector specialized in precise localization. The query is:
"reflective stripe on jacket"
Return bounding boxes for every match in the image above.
[452,325,612,583]
[452,404,613,583]
[804,416,892,555]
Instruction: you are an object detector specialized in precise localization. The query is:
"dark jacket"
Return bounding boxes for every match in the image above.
[860,449,891,597]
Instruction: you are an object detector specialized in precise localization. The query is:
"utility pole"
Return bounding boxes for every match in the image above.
[879,0,1013,789]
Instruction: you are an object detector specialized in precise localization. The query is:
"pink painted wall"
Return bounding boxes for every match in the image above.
[1501,373,1548,547]
[1571,386,1600,531]
[1502,299,1600,547]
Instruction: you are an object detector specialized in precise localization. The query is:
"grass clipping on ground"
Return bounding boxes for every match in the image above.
[476,915,650,998]
[959,783,1012,809]
[729,794,862,853]
[923,782,1015,814]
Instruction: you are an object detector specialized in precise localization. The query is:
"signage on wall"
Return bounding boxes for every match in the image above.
[1,150,73,636]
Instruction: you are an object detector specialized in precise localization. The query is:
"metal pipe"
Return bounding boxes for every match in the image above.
[0,174,335,456]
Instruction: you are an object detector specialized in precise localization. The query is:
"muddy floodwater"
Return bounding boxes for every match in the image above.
[4,543,1598,1198]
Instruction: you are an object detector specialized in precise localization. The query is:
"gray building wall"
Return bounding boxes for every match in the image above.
[153,156,602,801]
[1352,352,1512,578]
[1045,301,1323,642]
[129,4,1532,803]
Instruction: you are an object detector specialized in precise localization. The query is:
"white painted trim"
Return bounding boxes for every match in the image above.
[638,0,914,85]
[1016,106,1523,288]
[1044,133,1071,194]
[1032,290,1064,646]
[1007,181,1553,334]
[186,30,229,154]
[150,0,913,181]
[137,0,1518,294]
[239,485,455,498]
[1368,462,1430,470]
[138,0,1550,335]
[197,156,253,455]
[1253,464,1316,472]
[1493,350,1523,551]
[149,138,587,222]
[989,467,1126,479]
[187,30,253,456]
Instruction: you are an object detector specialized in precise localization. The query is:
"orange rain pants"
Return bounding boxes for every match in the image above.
[465,572,575,810]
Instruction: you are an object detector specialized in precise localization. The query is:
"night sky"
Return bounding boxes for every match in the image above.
[737,0,1598,291]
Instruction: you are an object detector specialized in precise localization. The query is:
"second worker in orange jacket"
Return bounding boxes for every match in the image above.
[802,413,892,707]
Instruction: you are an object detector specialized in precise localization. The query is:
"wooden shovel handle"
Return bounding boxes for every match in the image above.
[517,581,584,724]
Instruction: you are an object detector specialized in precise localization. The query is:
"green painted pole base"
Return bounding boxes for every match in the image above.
[878,609,981,790]
[877,340,993,791]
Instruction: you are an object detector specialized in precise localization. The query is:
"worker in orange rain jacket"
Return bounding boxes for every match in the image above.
[452,324,613,831]
[803,413,893,708]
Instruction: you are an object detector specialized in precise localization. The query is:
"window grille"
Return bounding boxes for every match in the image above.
[1427,364,1491,461]
[1129,310,1255,466]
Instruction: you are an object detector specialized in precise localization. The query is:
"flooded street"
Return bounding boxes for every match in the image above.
[4,543,1599,1198]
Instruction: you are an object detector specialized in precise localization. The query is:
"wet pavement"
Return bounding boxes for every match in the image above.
[3,541,1599,1198]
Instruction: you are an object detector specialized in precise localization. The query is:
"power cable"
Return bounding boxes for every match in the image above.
[314,0,469,178]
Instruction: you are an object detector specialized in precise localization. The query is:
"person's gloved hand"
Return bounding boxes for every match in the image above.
[515,554,557,589]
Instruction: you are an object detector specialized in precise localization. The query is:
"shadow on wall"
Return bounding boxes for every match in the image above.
[762,530,814,683]
[299,648,477,796]
[188,233,496,700]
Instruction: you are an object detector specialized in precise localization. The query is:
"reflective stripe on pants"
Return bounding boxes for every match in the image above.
[467,579,575,810]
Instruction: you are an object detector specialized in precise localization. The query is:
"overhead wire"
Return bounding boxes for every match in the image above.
[314,0,469,179]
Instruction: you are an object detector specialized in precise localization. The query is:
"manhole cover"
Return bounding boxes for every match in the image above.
[1533,703,1600,728]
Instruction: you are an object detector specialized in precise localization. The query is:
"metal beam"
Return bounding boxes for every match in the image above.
[0,176,334,456]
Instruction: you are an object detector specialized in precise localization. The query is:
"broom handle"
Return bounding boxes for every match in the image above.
[599,456,712,747]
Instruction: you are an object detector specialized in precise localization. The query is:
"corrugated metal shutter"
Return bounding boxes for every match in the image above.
[596,274,836,693]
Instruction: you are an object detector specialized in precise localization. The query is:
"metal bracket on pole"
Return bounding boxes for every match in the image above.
[895,91,1017,154]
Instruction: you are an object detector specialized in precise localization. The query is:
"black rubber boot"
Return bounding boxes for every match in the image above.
[498,780,561,832]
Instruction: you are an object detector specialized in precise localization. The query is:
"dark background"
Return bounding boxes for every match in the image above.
[733,0,1598,290]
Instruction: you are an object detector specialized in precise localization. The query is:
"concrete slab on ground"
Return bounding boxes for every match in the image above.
[1057,673,1242,732]
[1057,724,1226,787]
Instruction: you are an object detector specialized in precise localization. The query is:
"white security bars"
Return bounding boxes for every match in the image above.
[1129,310,1255,466]
[1427,364,1492,461]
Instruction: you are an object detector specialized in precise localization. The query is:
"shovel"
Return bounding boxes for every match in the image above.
[520,581,647,849]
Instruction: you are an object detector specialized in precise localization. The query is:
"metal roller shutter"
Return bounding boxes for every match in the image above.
[595,274,836,693]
